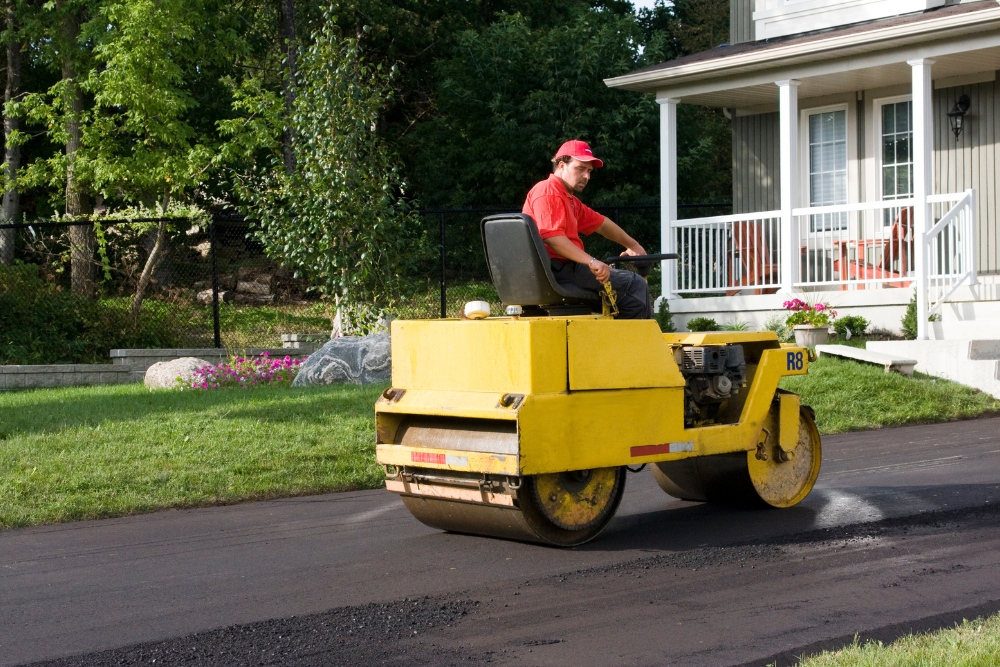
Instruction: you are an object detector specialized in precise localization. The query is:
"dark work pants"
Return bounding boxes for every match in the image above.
[550,259,652,320]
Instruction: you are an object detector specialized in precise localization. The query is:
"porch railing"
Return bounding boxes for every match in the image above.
[926,190,978,317]
[670,191,977,314]
[673,210,782,294]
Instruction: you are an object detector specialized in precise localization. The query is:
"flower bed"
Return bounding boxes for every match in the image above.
[186,352,303,389]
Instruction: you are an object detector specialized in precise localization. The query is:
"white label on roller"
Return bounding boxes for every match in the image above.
[669,441,694,453]
[445,455,469,467]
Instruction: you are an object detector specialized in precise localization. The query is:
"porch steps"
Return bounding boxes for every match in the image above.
[815,345,917,376]
[930,320,1000,340]
[867,340,1000,399]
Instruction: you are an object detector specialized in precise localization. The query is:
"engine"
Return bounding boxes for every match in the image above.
[677,344,746,426]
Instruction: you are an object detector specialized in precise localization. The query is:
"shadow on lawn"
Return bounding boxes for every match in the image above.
[1,383,389,438]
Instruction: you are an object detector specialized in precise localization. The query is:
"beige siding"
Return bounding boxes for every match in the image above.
[933,75,999,274]
[730,0,754,44]
[732,112,780,214]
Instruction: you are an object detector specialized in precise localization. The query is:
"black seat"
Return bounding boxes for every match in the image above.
[481,213,600,314]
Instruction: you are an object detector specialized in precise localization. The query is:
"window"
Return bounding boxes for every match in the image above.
[808,109,847,232]
[881,100,913,214]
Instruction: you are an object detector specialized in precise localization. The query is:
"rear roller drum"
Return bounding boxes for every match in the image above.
[653,405,821,508]
[401,466,626,547]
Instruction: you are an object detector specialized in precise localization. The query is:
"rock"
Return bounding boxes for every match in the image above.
[192,240,212,258]
[237,280,270,295]
[255,274,273,288]
[234,293,274,304]
[292,333,391,386]
[196,289,232,305]
[145,357,212,390]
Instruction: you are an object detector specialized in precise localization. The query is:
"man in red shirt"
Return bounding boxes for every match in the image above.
[522,140,652,319]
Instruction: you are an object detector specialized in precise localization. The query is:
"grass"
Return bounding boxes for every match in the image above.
[780,354,1000,434]
[0,382,387,529]
[790,613,1000,666]
[219,302,332,349]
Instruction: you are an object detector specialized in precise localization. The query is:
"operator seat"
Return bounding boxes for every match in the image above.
[481,213,600,316]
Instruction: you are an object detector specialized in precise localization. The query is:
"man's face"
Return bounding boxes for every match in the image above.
[555,158,595,194]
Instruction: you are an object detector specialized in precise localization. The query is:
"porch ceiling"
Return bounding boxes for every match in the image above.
[683,44,1000,109]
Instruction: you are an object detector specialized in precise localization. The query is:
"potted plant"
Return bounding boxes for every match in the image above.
[783,298,836,347]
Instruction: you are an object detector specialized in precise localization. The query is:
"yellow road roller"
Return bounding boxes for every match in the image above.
[375,214,821,546]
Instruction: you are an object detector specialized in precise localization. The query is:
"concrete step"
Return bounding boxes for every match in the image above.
[815,345,917,375]
[868,340,1000,398]
[929,320,1000,340]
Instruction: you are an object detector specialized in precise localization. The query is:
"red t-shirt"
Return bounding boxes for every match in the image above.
[522,174,606,260]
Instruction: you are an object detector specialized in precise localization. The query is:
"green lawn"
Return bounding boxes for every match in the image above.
[779,354,1000,434]
[791,613,1000,667]
[0,382,387,529]
[2,349,998,530]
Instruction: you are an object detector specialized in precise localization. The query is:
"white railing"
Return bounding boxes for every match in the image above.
[925,190,978,317]
[792,199,916,289]
[673,210,782,294]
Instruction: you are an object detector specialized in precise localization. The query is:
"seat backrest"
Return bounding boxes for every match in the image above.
[480,213,599,307]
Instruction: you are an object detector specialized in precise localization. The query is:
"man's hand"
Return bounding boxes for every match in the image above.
[620,244,647,258]
[589,258,610,284]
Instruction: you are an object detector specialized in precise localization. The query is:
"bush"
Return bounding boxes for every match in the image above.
[763,314,793,343]
[720,320,751,331]
[687,316,720,332]
[186,352,302,390]
[901,293,938,340]
[834,315,869,340]
[0,263,206,364]
[655,299,676,333]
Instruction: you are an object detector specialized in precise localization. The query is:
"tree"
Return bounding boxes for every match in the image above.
[230,14,419,319]
[0,0,24,264]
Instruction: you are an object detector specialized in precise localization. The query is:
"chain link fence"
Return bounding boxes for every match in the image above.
[0,203,729,365]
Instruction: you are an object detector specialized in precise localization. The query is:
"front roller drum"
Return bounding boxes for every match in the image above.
[652,404,821,508]
[401,466,627,547]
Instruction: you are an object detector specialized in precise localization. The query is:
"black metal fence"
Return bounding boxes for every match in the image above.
[0,202,729,365]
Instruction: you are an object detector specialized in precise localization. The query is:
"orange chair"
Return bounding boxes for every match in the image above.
[726,220,779,296]
[831,207,913,289]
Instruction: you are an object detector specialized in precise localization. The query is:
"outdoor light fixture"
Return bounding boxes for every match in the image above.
[948,94,971,138]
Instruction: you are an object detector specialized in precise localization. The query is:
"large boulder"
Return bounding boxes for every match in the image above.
[145,357,212,390]
[292,333,391,386]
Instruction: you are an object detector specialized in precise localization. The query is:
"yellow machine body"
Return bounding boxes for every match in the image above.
[375,315,819,546]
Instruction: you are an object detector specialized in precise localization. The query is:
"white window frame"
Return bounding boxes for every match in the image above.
[870,94,914,208]
[798,102,856,236]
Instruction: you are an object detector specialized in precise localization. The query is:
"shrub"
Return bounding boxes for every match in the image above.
[655,299,676,333]
[687,316,720,332]
[901,293,938,340]
[834,315,869,340]
[186,352,303,390]
[721,320,751,331]
[0,263,204,364]
[763,314,793,342]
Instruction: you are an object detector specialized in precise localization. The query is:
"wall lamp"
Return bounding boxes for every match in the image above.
[948,94,971,138]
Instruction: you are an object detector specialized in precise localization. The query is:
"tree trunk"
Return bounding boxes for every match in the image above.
[62,8,94,296]
[0,0,22,265]
[279,0,296,174]
[130,193,171,317]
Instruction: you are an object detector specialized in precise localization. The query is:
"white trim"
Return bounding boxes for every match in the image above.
[659,99,679,300]
[934,69,996,89]
[799,102,856,238]
[779,80,801,292]
[869,93,914,211]
[604,7,1000,94]
[909,58,934,339]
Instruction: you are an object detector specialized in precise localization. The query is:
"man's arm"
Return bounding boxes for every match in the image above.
[544,235,611,284]
[594,218,646,257]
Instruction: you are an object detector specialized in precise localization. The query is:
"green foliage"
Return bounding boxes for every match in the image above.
[763,314,793,343]
[0,263,206,364]
[686,316,719,332]
[779,355,999,434]
[783,298,837,328]
[237,14,422,315]
[901,292,939,339]
[0,382,386,528]
[720,320,751,331]
[795,613,1000,667]
[655,299,676,333]
[834,314,869,340]
[404,9,731,208]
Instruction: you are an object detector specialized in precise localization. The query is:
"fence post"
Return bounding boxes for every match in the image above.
[439,211,447,318]
[210,218,221,348]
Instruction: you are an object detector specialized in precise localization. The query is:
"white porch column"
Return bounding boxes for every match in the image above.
[659,97,679,300]
[777,80,800,293]
[909,58,934,340]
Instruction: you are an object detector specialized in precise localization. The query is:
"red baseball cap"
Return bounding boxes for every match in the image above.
[553,140,604,168]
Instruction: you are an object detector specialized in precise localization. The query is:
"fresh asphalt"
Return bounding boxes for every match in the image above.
[2,417,1000,666]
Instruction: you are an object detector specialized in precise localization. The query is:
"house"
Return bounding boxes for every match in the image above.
[605,0,1000,342]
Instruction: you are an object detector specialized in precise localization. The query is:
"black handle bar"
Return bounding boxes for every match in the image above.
[602,253,679,265]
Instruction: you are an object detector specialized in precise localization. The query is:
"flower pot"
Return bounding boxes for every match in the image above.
[792,325,830,347]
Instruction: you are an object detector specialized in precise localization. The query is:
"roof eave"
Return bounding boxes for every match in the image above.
[605,6,1000,95]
